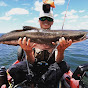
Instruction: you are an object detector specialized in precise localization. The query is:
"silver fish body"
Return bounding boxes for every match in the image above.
[0,26,87,50]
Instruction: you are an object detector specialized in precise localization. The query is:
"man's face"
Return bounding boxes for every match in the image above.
[39,17,53,29]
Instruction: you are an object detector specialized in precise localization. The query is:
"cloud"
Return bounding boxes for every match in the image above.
[26,20,34,23]
[62,9,77,16]
[34,1,43,11]
[54,14,58,17]
[26,17,38,23]
[67,15,79,19]
[61,9,78,19]
[83,15,88,18]
[0,1,7,6]
[79,10,85,13]
[0,16,11,20]
[81,22,88,25]
[77,22,88,29]
[55,0,65,5]
[6,8,29,16]
[68,19,77,23]
[54,19,62,23]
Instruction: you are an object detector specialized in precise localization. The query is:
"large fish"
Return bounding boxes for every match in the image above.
[0,26,87,50]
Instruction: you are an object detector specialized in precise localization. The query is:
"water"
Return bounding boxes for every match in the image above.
[65,40,88,71]
[0,33,88,85]
[0,33,19,68]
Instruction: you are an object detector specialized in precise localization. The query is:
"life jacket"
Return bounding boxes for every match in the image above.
[34,49,55,64]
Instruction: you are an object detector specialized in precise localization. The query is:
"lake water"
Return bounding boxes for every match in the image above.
[0,32,88,85]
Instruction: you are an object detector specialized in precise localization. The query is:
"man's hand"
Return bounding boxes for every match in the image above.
[52,37,72,63]
[56,37,72,52]
[18,37,36,53]
[18,37,36,63]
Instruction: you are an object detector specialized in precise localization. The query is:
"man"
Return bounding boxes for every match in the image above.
[1,10,72,88]
[18,11,72,64]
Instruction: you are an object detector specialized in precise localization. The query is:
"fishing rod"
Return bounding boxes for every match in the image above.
[62,0,71,30]
[48,0,71,61]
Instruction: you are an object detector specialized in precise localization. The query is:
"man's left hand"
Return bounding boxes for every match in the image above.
[52,37,72,63]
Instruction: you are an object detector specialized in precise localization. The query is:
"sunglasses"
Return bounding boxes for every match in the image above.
[39,17,53,22]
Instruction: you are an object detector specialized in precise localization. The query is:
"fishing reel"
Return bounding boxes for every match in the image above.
[43,4,51,13]
[72,63,88,87]
[72,63,88,80]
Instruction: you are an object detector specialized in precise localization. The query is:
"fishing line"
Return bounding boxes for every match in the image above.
[62,0,71,30]
[47,43,59,61]
[25,51,34,77]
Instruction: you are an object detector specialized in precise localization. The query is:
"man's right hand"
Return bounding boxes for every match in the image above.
[18,37,36,64]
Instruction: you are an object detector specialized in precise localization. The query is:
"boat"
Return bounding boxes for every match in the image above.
[0,47,88,88]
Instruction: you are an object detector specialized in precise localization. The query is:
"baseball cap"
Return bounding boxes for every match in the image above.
[39,10,54,19]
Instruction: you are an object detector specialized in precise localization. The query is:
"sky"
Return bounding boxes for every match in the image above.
[0,0,88,33]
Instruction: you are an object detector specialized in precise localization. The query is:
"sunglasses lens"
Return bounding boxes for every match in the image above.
[39,17,46,21]
[39,17,53,22]
[47,18,53,22]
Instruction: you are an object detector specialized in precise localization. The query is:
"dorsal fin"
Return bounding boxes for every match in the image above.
[23,26,40,30]
[9,26,40,33]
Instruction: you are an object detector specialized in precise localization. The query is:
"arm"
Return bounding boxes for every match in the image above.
[18,37,36,64]
[53,37,72,63]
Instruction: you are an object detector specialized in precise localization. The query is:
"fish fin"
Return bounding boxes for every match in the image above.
[23,26,40,31]
[9,26,40,33]
[10,29,24,33]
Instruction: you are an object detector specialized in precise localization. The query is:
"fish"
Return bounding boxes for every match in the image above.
[0,26,87,51]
